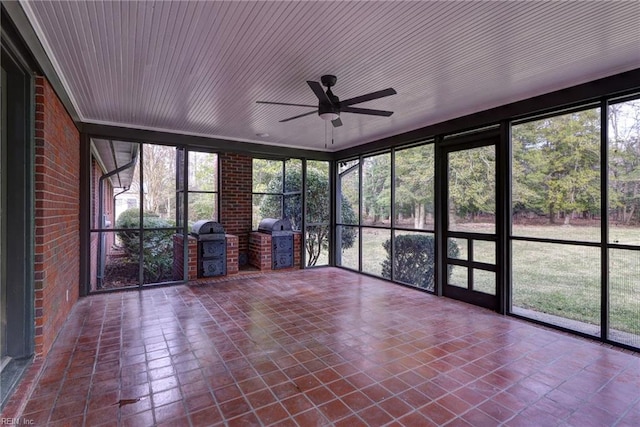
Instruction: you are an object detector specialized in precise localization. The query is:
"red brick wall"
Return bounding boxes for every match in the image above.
[34,77,80,357]
[220,153,252,261]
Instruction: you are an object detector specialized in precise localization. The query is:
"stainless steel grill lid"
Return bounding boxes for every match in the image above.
[191,220,225,240]
[258,218,292,234]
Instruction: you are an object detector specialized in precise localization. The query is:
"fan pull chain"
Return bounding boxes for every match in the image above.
[324,122,328,149]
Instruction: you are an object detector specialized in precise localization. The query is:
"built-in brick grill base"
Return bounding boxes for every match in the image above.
[257,218,294,269]
[191,220,226,277]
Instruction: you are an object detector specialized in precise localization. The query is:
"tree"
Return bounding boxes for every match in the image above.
[143,144,176,216]
[252,158,283,193]
[362,154,391,223]
[189,151,218,192]
[187,151,219,223]
[128,144,176,219]
[512,110,601,224]
[448,146,496,222]
[337,160,359,224]
[395,145,435,228]
[608,101,640,225]
[259,164,356,266]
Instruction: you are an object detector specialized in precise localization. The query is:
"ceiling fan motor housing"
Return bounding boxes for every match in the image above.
[319,75,340,116]
[320,74,337,87]
[318,103,339,117]
[319,92,340,115]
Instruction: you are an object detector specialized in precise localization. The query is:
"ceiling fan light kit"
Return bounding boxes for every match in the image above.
[319,112,339,121]
[257,74,396,127]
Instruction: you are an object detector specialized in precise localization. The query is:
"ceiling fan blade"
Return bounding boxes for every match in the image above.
[307,80,331,104]
[332,117,343,127]
[340,88,397,107]
[256,101,317,108]
[341,106,394,117]
[279,110,318,122]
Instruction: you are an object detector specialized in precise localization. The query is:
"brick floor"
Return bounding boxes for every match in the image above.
[12,268,640,426]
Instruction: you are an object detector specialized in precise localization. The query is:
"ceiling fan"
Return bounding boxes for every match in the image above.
[257,75,396,127]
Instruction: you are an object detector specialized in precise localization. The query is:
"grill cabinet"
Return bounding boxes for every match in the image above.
[191,220,226,277]
[258,218,294,269]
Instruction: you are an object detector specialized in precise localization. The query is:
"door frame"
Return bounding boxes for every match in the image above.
[435,130,506,312]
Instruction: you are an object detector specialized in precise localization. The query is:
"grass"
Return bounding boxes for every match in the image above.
[339,224,640,344]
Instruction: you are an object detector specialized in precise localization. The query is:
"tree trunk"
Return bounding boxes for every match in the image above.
[564,212,572,225]
[414,204,425,229]
[449,200,456,226]
[625,205,635,225]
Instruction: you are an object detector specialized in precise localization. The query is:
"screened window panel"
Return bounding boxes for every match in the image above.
[253,158,282,193]
[285,158,302,192]
[284,194,302,230]
[512,108,601,242]
[142,144,177,226]
[337,226,359,270]
[448,238,467,261]
[142,230,180,285]
[362,227,390,277]
[188,192,218,224]
[338,159,359,225]
[361,153,390,226]
[188,151,218,191]
[473,270,495,295]
[448,145,495,234]
[388,230,436,291]
[473,240,495,265]
[306,160,330,225]
[608,99,640,246]
[305,225,329,267]
[90,231,139,291]
[113,157,141,229]
[448,265,467,289]
[512,241,600,336]
[608,249,640,348]
[394,144,434,229]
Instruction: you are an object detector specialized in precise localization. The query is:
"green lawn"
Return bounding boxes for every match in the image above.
[338,225,640,344]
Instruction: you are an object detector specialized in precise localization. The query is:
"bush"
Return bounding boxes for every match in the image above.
[381,234,459,291]
[116,208,174,282]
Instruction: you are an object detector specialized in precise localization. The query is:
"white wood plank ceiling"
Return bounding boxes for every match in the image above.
[21,1,640,152]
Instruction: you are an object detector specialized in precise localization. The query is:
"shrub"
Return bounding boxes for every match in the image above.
[381,234,459,291]
[116,208,174,282]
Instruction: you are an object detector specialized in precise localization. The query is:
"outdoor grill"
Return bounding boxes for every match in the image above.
[191,220,226,277]
[258,218,294,269]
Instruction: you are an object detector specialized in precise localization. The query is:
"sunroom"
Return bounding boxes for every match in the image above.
[2,1,640,425]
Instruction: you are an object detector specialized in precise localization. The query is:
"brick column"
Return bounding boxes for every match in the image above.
[226,234,239,274]
[220,153,252,265]
[294,232,302,268]
[249,232,272,270]
[173,234,197,281]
